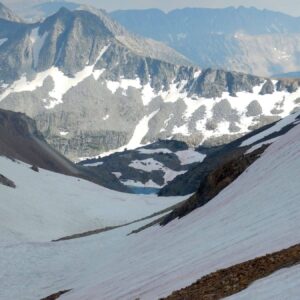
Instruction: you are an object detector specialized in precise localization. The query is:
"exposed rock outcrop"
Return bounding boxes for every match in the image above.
[0,108,129,192]
[159,114,300,197]
[160,145,267,226]
[40,290,71,300]
[162,243,300,300]
[0,173,15,188]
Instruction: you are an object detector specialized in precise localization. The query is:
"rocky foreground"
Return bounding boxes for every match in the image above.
[163,244,300,300]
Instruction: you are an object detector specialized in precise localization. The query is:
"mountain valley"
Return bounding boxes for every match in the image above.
[0,2,300,300]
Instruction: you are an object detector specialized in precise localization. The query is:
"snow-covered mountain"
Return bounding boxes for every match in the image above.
[1,108,300,300]
[1,7,300,160]
[111,6,300,77]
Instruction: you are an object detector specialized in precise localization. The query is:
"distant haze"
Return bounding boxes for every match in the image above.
[3,0,300,16]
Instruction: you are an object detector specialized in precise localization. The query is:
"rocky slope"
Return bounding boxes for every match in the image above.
[159,110,300,196]
[0,108,128,191]
[79,140,206,194]
[39,122,300,299]
[111,6,300,77]
[160,145,267,226]
[79,109,300,195]
[1,103,300,300]
[162,243,300,300]
[0,7,300,160]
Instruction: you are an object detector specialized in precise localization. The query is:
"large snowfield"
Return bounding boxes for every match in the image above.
[0,157,185,243]
[1,6,300,300]
[1,124,300,299]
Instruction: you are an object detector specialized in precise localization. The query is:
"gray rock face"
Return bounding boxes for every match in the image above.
[276,79,300,93]
[248,116,281,131]
[259,79,274,95]
[212,99,239,123]
[79,140,203,194]
[246,100,262,117]
[188,69,263,98]
[1,7,300,160]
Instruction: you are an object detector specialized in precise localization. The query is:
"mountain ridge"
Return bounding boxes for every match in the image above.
[111,6,300,76]
[0,6,300,160]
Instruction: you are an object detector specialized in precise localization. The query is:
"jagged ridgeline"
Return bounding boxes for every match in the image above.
[0,5,300,160]
[111,7,300,77]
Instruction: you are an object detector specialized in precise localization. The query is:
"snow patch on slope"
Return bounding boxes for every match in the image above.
[83,161,103,167]
[0,38,8,46]
[106,78,142,95]
[175,149,206,165]
[129,158,186,185]
[137,148,172,155]
[142,82,157,105]
[59,131,69,136]
[129,158,166,172]
[0,45,110,108]
[240,111,300,147]
[121,179,162,189]
[126,109,159,150]
[82,110,160,159]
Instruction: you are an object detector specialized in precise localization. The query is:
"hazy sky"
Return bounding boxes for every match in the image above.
[3,0,300,16]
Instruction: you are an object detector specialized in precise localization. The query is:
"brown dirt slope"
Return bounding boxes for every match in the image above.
[162,243,300,300]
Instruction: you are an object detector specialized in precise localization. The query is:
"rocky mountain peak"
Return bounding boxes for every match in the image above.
[1,5,300,160]
[0,6,191,83]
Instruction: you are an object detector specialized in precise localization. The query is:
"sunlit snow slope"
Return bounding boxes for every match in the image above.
[60,123,300,300]
[0,157,184,243]
[1,119,300,300]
